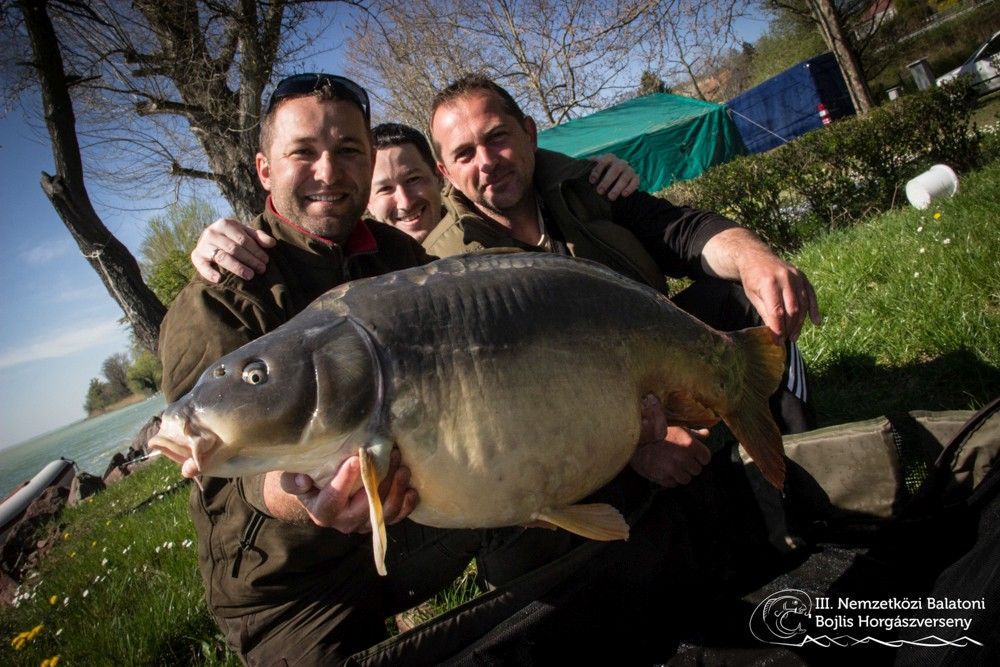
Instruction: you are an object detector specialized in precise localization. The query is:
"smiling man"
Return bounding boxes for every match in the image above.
[156,74,491,665]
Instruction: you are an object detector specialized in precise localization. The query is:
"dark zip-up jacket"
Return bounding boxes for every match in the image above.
[158,201,430,615]
[423,149,737,293]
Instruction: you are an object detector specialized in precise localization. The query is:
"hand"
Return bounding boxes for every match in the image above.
[701,228,821,341]
[192,218,276,283]
[587,153,639,200]
[738,251,821,342]
[270,448,418,533]
[630,394,711,488]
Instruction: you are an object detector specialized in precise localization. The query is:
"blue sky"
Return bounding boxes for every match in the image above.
[0,8,771,450]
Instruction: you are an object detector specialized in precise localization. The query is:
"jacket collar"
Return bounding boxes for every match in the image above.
[265,196,377,257]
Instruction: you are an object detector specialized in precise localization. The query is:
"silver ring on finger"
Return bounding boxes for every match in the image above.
[210,246,222,262]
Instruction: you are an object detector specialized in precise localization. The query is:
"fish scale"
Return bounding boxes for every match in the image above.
[151,251,786,575]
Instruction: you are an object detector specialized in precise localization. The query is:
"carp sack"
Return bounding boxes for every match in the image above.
[151,252,786,575]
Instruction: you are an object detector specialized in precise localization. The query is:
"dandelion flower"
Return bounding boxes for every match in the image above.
[62,532,69,541]
[42,656,61,667]
[49,595,58,605]
[933,212,942,220]
[29,624,43,640]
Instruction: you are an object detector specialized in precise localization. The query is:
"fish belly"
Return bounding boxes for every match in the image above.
[399,344,643,528]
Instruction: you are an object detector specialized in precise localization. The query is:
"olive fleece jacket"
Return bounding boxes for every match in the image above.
[157,200,430,614]
[424,148,737,292]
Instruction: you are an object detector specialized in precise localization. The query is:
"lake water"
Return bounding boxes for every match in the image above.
[0,395,166,499]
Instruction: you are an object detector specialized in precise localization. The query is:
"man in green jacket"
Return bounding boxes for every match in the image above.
[160,72,691,665]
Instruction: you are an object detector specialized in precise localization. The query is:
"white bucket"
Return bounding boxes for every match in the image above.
[905,164,959,210]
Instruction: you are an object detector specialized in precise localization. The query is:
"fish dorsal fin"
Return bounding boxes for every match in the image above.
[534,504,629,541]
[358,447,388,576]
[662,391,719,430]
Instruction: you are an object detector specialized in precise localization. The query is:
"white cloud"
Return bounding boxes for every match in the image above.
[22,238,75,265]
[0,320,126,370]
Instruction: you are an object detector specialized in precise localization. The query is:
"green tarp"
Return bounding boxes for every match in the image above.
[536,93,746,192]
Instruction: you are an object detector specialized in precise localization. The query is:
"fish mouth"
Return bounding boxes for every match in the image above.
[149,413,222,479]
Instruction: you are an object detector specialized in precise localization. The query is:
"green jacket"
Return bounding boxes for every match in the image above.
[158,203,428,614]
[423,149,669,293]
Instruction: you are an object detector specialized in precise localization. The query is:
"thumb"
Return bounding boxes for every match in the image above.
[253,228,277,248]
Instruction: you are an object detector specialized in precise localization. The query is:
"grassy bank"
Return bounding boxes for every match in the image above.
[793,160,1000,425]
[2,162,998,664]
[1,458,237,666]
[86,393,150,419]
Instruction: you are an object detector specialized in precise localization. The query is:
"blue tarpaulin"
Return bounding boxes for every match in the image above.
[726,52,855,154]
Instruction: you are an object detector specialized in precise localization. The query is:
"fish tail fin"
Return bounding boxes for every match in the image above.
[358,447,388,576]
[723,326,786,490]
[534,504,629,541]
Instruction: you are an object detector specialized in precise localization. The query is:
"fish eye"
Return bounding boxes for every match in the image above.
[241,361,268,385]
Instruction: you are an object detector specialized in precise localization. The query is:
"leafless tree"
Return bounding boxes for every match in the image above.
[8,0,345,351]
[769,0,885,114]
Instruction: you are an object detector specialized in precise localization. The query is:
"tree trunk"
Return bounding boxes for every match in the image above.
[19,0,166,353]
[807,0,874,115]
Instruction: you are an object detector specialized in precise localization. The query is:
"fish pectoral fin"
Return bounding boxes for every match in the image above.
[661,391,719,429]
[534,504,629,541]
[358,447,388,576]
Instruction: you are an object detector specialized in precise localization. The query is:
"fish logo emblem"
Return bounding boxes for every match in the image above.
[750,589,812,643]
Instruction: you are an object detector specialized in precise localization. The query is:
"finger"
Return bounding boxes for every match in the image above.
[805,279,822,327]
[620,176,639,198]
[307,458,361,528]
[587,154,614,186]
[605,167,638,201]
[594,161,625,196]
[380,467,411,523]
[278,472,317,496]
[251,228,278,248]
[377,448,402,499]
[192,250,222,283]
[689,439,712,466]
[393,488,419,524]
[211,249,257,280]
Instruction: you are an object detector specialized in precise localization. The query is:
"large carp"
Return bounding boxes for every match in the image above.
[151,252,786,575]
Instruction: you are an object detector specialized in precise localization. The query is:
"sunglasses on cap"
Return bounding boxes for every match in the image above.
[265,73,371,121]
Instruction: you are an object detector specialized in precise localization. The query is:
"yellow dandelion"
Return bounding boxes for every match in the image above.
[41,656,61,667]
[49,595,58,605]
[69,552,76,558]
[12,633,28,650]
[62,532,70,541]
[28,624,44,640]
[933,212,942,220]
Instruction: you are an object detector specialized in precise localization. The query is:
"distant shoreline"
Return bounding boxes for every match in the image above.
[86,393,150,419]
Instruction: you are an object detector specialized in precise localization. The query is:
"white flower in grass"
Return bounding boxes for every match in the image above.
[914,272,920,278]
[919,247,925,254]
[943,238,951,245]
[82,590,89,598]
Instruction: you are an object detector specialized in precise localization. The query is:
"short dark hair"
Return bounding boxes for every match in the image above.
[372,123,436,171]
[259,74,371,153]
[430,74,527,144]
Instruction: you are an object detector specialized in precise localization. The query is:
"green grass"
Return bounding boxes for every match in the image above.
[1,458,238,666]
[3,162,998,662]
[793,161,1000,426]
